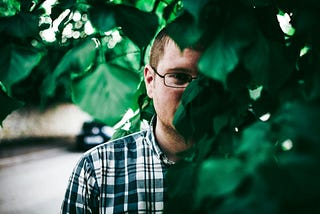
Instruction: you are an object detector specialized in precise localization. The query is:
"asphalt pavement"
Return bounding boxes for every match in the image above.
[0,138,83,214]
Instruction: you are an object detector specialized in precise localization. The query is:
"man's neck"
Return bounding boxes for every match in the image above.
[154,120,191,162]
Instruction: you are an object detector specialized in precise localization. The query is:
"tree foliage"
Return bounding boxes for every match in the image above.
[0,0,181,126]
[1,0,320,213]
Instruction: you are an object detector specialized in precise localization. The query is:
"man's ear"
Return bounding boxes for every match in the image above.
[144,64,154,98]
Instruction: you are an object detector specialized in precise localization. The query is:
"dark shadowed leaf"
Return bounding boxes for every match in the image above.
[89,4,117,33]
[90,3,159,48]
[274,102,320,145]
[236,121,273,169]
[244,38,293,94]
[174,76,230,141]
[166,11,202,50]
[0,12,39,38]
[195,158,245,208]
[240,0,273,7]
[166,160,196,214]
[71,63,141,126]
[114,5,158,48]
[198,13,256,86]
[251,88,278,118]
[50,0,76,20]
[299,50,320,101]
[183,0,209,23]
[0,44,43,94]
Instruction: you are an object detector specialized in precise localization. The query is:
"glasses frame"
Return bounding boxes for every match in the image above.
[150,66,197,88]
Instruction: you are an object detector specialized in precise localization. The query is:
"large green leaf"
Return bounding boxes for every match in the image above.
[195,158,245,208]
[106,37,142,72]
[71,63,141,126]
[174,75,230,140]
[166,11,202,50]
[115,4,158,48]
[198,13,256,85]
[40,38,98,100]
[244,37,293,94]
[0,44,43,94]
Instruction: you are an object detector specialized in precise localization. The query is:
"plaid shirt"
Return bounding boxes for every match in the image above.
[61,119,174,213]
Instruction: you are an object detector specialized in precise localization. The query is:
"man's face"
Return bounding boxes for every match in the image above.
[144,39,201,131]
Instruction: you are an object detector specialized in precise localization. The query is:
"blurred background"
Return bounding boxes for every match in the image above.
[0,103,91,214]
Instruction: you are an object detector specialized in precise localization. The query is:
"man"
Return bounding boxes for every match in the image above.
[61,28,202,213]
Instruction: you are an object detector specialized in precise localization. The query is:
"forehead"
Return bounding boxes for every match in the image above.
[158,39,201,73]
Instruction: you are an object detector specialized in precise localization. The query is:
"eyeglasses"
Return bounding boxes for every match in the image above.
[151,66,197,88]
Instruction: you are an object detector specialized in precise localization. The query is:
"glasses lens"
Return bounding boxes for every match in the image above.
[165,73,192,87]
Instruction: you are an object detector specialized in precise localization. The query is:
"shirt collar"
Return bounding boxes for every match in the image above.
[146,116,175,166]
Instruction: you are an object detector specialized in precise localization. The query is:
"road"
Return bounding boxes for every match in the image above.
[0,142,83,214]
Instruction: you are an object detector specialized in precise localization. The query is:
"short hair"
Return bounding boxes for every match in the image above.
[149,27,204,69]
[149,28,172,69]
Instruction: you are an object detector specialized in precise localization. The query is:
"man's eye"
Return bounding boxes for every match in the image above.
[169,73,190,82]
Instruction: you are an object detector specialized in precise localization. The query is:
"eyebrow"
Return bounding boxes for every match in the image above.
[167,68,194,74]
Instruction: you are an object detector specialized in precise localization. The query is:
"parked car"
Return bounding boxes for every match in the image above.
[76,120,115,150]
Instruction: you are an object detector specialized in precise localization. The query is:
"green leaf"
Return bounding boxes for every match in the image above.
[110,0,157,12]
[251,88,278,118]
[182,0,209,23]
[195,158,245,208]
[244,37,293,94]
[0,0,20,17]
[40,38,98,100]
[0,12,40,38]
[71,63,141,126]
[300,50,320,101]
[174,75,230,140]
[162,0,183,23]
[274,102,320,145]
[198,13,256,86]
[236,121,273,170]
[106,37,142,72]
[0,83,23,125]
[240,0,273,7]
[114,5,158,48]
[199,34,238,85]
[89,4,117,33]
[90,3,159,48]
[166,160,196,214]
[166,11,202,50]
[0,44,43,94]
[135,0,156,12]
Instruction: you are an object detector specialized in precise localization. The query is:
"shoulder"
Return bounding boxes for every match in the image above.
[101,130,147,149]
[107,130,147,147]
[81,130,148,161]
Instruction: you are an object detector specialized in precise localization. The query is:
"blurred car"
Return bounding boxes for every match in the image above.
[76,120,115,150]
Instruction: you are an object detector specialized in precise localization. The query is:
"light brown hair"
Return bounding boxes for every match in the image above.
[149,28,172,69]
[149,27,205,69]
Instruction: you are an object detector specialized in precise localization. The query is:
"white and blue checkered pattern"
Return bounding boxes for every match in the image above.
[61,119,174,213]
